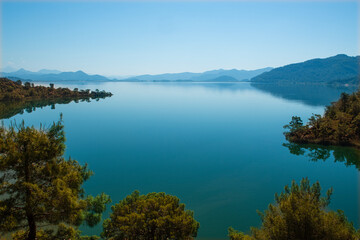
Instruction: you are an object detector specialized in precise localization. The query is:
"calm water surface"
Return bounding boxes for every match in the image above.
[4,82,359,239]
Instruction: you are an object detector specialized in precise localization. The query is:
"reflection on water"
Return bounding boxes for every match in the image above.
[0,97,108,120]
[283,141,360,226]
[251,83,357,106]
[283,142,360,170]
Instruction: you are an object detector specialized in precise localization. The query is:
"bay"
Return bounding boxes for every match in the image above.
[3,82,359,239]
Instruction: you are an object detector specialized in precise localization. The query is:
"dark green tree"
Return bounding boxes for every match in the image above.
[228,227,252,240]
[228,178,359,240]
[283,116,304,134]
[0,116,111,240]
[11,223,100,240]
[102,190,200,240]
[24,82,31,89]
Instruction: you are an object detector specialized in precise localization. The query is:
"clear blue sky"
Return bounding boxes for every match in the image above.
[1,1,359,76]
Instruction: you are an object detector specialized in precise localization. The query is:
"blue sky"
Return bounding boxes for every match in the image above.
[1,1,359,76]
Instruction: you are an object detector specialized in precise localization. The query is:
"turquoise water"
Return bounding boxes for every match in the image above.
[4,82,359,239]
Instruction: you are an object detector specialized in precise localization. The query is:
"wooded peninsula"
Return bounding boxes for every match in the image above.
[284,88,360,148]
[0,78,112,101]
[0,78,112,119]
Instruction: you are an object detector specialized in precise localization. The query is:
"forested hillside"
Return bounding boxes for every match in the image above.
[252,54,359,85]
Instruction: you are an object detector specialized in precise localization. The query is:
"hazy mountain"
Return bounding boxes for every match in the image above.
[124,72,201,81]
[0,68,61,77]
[251,54,360,85]
[1,69,111,82]
[12,68,37,76]
[123,67,273,82]
[2,54,358,84]
[203,75,239,82]
[191,68,272,81]
[37,69,62,74]
[1,67,273,82]
[32,71,110,81]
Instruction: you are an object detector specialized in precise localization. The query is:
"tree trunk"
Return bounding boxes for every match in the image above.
[26,211,36,240]
[24,145,36,240]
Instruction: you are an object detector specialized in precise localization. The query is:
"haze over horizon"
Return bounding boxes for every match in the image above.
[1,1,359,76]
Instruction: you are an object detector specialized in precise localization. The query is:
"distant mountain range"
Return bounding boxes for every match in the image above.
[1,69,110,82]
[1,54,359,85]
[122,67,273,82]
[0,67,273,83]
[251,54,360,85]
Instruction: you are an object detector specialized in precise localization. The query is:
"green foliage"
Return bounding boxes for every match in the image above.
[283,116,304,133]
[0,77,112,102]
[102,190,200,240]
[228,227,253,240]
[284,89,360,148]
[0,117,110,239]
[24,82,31,89]
[85,193,112,227]
[228,178,358,240]
[12,223,100,240]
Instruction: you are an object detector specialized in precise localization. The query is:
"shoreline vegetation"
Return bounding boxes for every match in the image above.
[284,89,360,149]
[0,77,113,101]
[0,78,113,119]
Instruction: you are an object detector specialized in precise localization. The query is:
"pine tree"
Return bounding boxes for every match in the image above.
[0,116,110,240]
[228,178,359,240]
[102,190,199,240]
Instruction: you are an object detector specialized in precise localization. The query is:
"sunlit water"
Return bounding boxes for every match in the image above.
[3,82,359,239]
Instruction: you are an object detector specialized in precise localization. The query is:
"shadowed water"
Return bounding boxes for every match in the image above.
[3,82,359,239]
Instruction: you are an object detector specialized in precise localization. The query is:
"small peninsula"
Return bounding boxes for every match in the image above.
[0,78,112,101]
[284,89,360,148]
[0,78,113,119]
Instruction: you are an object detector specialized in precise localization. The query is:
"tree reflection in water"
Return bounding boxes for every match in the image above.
[283,142,360,170]
[0,96,108,120]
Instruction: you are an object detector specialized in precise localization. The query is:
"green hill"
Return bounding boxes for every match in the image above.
[252,54,359,85]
